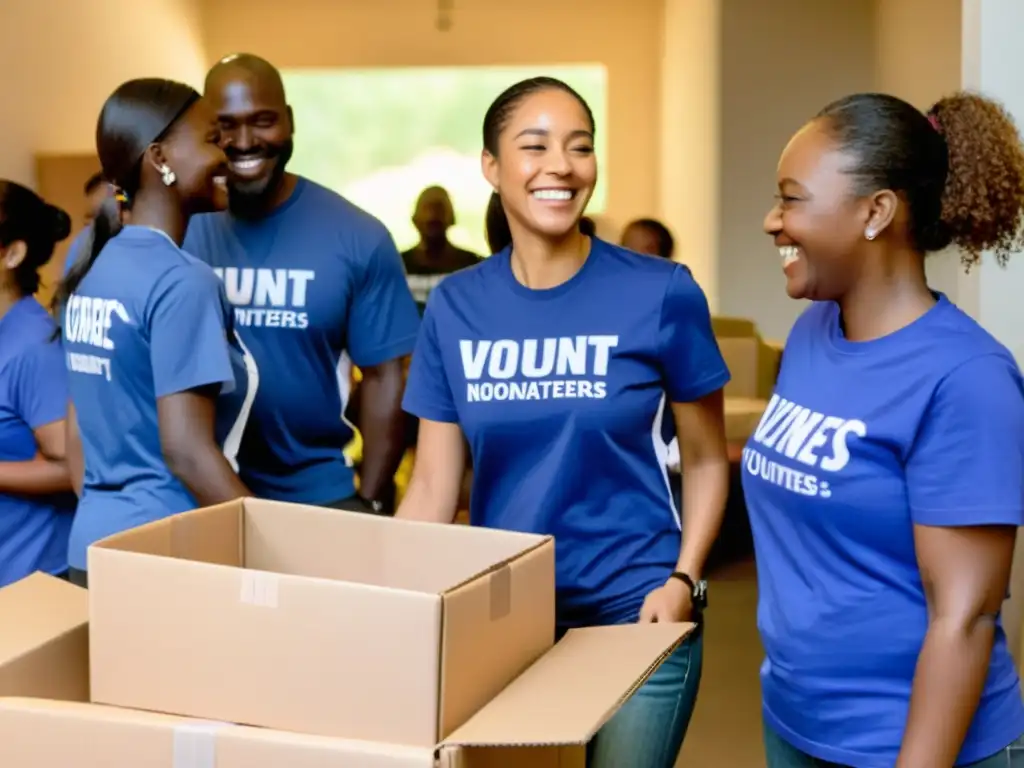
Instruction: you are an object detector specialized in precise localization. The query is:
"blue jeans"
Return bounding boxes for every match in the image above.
[587,628,704,768]
[764,721,1024,767]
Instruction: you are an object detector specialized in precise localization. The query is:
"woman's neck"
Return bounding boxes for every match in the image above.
[128,188,188,247]
[510,228,590,290]
[838,247,935,342]
[0,287,24,324]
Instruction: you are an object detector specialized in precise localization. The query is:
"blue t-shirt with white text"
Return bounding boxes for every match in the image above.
[0,298,75,586]
[403,239,729,629]
[183,178,421,503]
[62,226,255,570]
[742,295,1024,766]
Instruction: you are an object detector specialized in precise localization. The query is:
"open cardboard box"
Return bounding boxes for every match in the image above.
[0,572,89,701]
[0,622,690,766]
[87,498,558,746]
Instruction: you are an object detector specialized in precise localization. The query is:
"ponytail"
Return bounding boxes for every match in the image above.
[485,192,512,254]
[926,92,1024,266]
[52,195,123,327]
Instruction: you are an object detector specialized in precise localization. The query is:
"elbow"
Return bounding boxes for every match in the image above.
[162,432,216,487]
[928,608,998,645]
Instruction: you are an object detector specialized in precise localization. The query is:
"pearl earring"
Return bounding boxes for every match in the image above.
[865,230,876,241]
[160,164,177,186]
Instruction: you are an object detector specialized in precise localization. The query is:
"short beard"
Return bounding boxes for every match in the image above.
[227,139,294,220]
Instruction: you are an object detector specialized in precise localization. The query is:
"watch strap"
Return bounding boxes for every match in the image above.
[670,571,708,610]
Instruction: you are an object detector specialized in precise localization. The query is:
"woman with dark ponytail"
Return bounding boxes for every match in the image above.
[57,78,257,588]
[0,181,76,586]
[752,92,1024,767]
[399,77,731,767]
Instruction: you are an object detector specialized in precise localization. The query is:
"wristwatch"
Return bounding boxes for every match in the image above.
[670,571,708,612]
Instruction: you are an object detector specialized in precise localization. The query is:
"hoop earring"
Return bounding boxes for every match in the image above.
[160,164,177,187]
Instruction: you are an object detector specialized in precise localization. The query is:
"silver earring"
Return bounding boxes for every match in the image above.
[865,230,876,241]
[160,164,177,186]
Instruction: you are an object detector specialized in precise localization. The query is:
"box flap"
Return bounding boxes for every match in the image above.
[442,622,693,748]
[0,573,87,664]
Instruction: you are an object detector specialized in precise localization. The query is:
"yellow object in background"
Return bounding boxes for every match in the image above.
[342,364,413,502]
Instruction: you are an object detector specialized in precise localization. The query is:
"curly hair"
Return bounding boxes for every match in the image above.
[931,93,1024,266]
[818,92,1024,269]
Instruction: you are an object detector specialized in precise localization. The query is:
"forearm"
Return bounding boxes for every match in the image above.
[167,445,250,506]
[358,368,407,502]
[66,405,84,496]
[676,456,729,579]
[897,616,995,768]
[66,436,83,497]
[396,472,459,524]
[0,458,73,496]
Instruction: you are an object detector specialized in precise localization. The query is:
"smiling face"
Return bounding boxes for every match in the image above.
[764,119,882,301]
[482,87,597,244]
[157,98,230,215]
[205,69,293,207]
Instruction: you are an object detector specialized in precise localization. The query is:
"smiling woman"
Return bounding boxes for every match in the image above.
[397,76,731,768]
[751,91,1024,768]
[0,181,75,587]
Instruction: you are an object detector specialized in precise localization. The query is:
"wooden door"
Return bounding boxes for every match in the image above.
[34,153,101,307]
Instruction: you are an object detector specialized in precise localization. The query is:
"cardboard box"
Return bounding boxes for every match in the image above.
[0,622,690,766]
[0,698,434,768]
[88,498,557,746]
[0,572,88,701]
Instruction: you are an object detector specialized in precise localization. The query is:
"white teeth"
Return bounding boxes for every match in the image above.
[532,189,573,201]
[233,159,262,171]
[779,245,800,267]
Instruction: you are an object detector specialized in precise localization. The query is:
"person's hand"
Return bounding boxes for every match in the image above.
[638,577,694,623]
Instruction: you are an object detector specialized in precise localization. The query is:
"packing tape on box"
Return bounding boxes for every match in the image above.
[172,721,232,768]
[489,564,511,620]
[240,570,280,608]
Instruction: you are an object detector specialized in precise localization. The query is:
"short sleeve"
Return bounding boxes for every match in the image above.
[907,354,1024,527]
[402,299,458,423]
[347,233,421,368]
[12,339,69,429]
[658,265,731,402]
[148,265,235,399]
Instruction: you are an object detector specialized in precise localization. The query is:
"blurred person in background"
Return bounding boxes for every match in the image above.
[621,217,675,260]
[398,76,730,768]
[64,173,132,276]
[185,53,419,515]
[83,172,107,225]
[0,182,75,587]
[401,185,481,315]
[55,78,254,589]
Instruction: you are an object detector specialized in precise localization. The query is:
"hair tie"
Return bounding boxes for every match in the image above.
[927,112,943,134]
[108,183,129,205]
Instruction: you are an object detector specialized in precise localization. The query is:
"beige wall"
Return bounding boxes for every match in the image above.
[716,0,877,341]
[0,0,208,188]
[200,0,664,241]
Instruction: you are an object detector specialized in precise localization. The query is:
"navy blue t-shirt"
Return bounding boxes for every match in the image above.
[743,295,1024,766]
[403,239,729,629]
[63,226,254,570]
[0,297,75,586]
[183,178,421,503]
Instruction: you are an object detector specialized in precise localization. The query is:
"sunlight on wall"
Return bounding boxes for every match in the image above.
[282,65,607,256]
